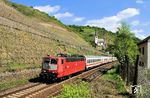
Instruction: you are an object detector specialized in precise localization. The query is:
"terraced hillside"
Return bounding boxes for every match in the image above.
[0,0,100,72]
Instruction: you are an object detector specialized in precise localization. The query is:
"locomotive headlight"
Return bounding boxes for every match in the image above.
[43,70,46,72]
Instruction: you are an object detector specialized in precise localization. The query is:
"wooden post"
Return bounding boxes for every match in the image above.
[133,55,139,85]
[132,55,139,95]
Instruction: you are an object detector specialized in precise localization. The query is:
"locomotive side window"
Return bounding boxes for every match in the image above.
[50,59,57,70]
[42,58,57,70]
[61,60,64,64]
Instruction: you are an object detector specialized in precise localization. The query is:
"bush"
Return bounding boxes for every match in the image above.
[60,81,90,98]
[102,68,127,93]
[138,67,150,97]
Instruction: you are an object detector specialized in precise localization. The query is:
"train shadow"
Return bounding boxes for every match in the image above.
[29,77,56,84]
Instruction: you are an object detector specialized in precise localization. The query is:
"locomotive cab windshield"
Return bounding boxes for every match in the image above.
[42,58,58,70]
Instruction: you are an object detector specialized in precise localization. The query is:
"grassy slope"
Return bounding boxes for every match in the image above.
[0,0,101,72]
[3,0,64,26]
[2,0,90,47]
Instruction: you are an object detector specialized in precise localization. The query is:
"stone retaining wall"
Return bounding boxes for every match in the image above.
[0,68,41,83]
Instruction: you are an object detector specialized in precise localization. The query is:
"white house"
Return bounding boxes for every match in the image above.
[138,36,150,68]
[94,32,106,49]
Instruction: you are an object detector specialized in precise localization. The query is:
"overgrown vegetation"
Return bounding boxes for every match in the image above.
[101,68,126,93]
[60,81,90,98]
[59,67,127,98]
[90,67,127,98]
[138,67,150,97]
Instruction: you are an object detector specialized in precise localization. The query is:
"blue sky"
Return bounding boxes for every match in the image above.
[11,0,150,39]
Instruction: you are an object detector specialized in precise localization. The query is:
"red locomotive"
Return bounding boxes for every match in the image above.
[40,53,116,81]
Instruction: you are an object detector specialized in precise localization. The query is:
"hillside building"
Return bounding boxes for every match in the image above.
[138,36,150,68]
[94,32,106,49]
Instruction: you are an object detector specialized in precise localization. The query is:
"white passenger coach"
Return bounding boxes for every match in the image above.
[85,56,117,69]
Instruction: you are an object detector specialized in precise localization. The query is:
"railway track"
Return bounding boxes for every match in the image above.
[0,83,38,97]
[0,61,118,98]
[0,83,52,98]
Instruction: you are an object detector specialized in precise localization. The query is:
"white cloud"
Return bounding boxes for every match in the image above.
[131,20,140,26]
[117,8,139,19]
[136,0,144,4]
[34,5,60,14]
[132,29,146,39]
[86,8,140,32]
[54,12,73,19]
[73,17,85,22]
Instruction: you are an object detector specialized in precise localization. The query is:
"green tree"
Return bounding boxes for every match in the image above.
[108,22,139,85]
[110,22,138,65]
